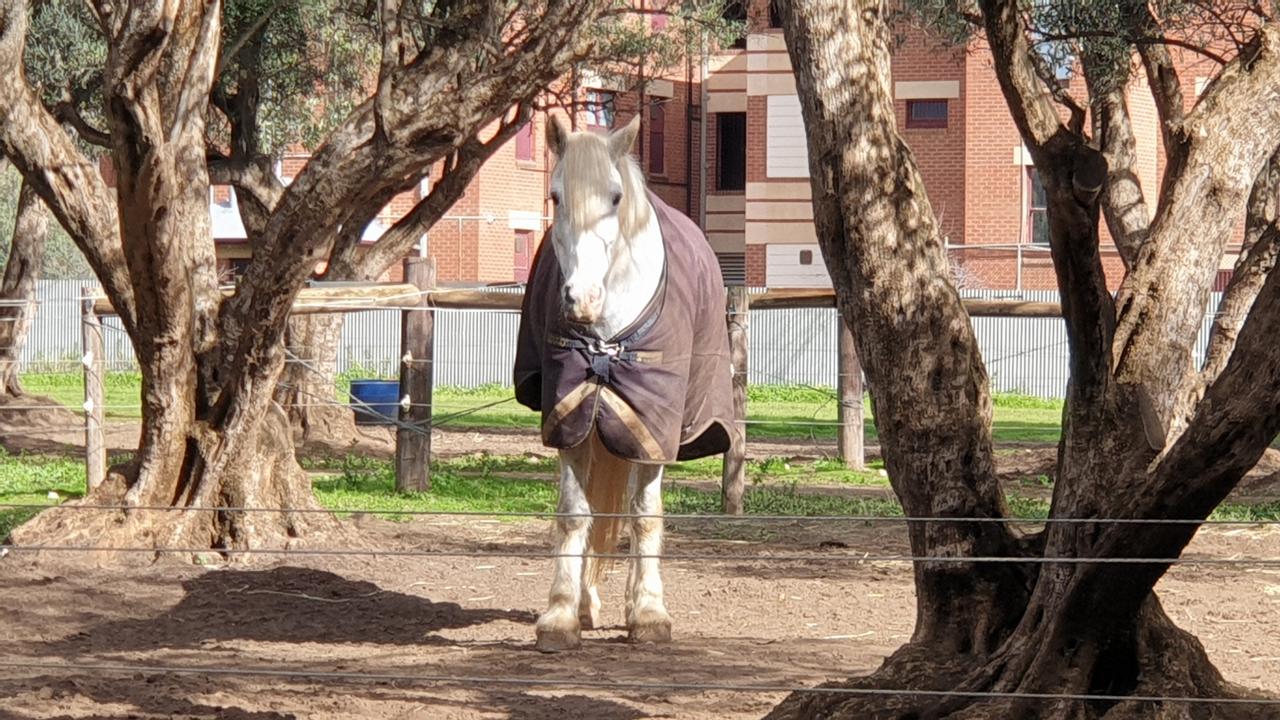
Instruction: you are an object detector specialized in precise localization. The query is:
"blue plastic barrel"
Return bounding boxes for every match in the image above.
[349,379,401,425]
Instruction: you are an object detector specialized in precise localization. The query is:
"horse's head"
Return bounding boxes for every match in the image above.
[546,114,647,325]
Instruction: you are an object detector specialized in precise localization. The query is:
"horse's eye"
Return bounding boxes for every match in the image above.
[550,192,560,206]
[610,192,622,208]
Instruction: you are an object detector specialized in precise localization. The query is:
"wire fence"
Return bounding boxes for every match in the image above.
[2,282,1274,712]
[15,280,1228,399]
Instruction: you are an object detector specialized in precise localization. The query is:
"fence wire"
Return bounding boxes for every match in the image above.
[3,501,1280,527]
[0,659,1276,707]
[3,543,1278,566]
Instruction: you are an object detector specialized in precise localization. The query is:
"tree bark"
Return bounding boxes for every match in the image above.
[772,0,1033,661]
[1,0,617,555]
[275,312,356,447]
[766,1,1280,717]
[0,179,45,396]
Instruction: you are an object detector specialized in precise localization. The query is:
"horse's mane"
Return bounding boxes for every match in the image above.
[561,134,652,243]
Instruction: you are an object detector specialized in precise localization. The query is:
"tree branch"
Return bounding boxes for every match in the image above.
[214,0,293,79]
[1111,23,1280,450]
[1197,148,1280,388]
[978,0,1115,397]
[355,110,529,280]
[1083,48,1149,271]
[1136,20,1188,164]
[1035,30,1230,66]
[0,0,137,330]
[206,151,284,240]
[1147,255,1280,524]
[52,97,112,147]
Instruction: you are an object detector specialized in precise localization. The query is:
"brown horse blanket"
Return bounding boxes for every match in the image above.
[513,191,734,464]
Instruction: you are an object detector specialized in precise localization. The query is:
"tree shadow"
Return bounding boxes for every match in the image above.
[45,565,534,655]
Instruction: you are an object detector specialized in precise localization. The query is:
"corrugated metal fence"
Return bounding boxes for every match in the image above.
[22,280,1223,400]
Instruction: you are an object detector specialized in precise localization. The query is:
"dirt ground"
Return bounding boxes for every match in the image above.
[4,418,1280,718]
[3,511,1280,719]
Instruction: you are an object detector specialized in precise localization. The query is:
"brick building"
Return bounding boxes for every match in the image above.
[207,2,1243,292]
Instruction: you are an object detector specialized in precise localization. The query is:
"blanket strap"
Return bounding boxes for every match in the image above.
[549,309,663,385]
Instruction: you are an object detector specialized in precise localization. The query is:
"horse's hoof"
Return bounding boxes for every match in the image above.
[579,606,601,630]
[627,619,672,644]
[536,628,582,653]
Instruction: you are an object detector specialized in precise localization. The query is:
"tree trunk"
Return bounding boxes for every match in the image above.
[765,1,1279,717]
[5,2,339,554]
[0,0,625,555]
[276,312,358,448]
[0,179,44,396]
[771,0,1033,661]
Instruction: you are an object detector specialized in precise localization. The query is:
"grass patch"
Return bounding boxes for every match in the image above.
[20,371,144,419]
[6,449,1280,537]
[0,449,88,538]
[20,373,1065,444]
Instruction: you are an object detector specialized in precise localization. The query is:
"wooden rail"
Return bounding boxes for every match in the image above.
[84,279,1062,505]
[93,284,1063,318]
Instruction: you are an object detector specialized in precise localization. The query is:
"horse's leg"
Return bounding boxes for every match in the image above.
[535,444,592,652]
[626,463,672,643]
[578,557,602,629]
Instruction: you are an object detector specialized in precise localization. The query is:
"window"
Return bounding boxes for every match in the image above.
[1027,168,1049,246]
[769,0,782,28]
[905,99,948,129]
[722,1,747,49]
[716,112,747,191]
[585,90,616,128]
[515,121,534,161]
[799,250,813,265]
[514,230,535,282]
[648,101,666,175]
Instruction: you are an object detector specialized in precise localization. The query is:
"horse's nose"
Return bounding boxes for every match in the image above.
[564,283,601,306]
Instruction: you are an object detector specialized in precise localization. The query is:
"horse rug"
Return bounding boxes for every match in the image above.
[514,190,735,464]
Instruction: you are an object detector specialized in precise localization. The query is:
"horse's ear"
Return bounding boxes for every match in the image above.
[608,114,641,160]
[546,115,569,156]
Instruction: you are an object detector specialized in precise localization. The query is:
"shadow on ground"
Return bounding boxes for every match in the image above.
[46,565,534,654]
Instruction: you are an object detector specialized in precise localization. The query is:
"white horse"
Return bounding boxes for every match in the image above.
[533,116,673,652]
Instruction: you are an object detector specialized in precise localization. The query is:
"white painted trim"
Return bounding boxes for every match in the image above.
[1013,144,1034,166]
[708,93,747,113]
[894,80,961,100]
[508,210,544,231]
[747,73,796,96]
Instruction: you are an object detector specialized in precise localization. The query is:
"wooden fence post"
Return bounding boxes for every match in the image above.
[837,316,865,469]
[81,288,106,491]
[396,258,435,493]
[722,286,749,515]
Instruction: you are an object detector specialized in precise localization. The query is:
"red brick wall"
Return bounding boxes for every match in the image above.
[892,25,967,247]
[746,244,766,286]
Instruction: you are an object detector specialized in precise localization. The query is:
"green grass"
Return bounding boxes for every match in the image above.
[20,371,144,419]
[0,450,88,538]
[8,449,1280,540]
[19,372,1067,444]
[311,454,911,520]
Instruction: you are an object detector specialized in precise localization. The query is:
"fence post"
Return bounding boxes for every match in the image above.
[722,286,749,515]
[837,316,865,469]
[396,257,435,493]
[81,288,106,491]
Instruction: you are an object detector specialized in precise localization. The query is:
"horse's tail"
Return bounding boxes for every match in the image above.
[584,434,629,589]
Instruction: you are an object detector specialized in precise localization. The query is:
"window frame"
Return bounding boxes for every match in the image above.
[715,111,747,192]
[1026,167,1050,247]
[905,99,949,129]
[585,89,616,128]
[514,121,534,162]
[648,100,666,175]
